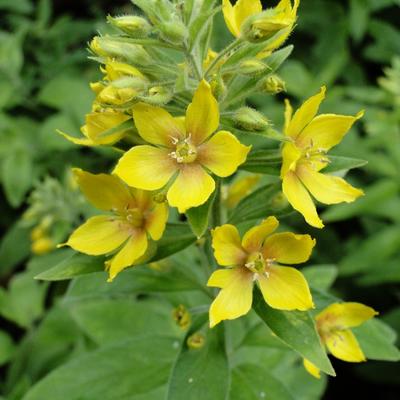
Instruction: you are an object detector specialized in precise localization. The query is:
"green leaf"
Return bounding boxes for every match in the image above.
[166,325,229,400]
[22,336,179,400]
[265,45,294,72]
[67,298,182,345]
[354,319,400,362]
[252,288,335,376]
[230,364,295,400]
[186,189,216,238]
[302,265,338,290]
[229,183,290,225]
[2,149,33,207]
[239,149,281,175]
[322,155,368,174]
[151,223,197,262]
[0,222,30,276]
[0,330,15,366]
[35,252,104,281]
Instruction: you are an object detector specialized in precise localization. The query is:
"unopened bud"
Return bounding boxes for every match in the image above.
[90,81,105,95]
[90,36,151,66]
[173,305,191,330]
[158,20,187,44]
[187,332,205,349]
[239,59,269,76]
[139,86,173,105]
[210,75,227,101]
[242,11,292,43]
[31,237,54,255]
[259,75,286,94]
[234,107,270,131]
[107,15,151,37]
[97,85,137,105]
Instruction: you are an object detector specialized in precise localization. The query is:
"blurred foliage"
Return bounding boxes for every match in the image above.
[0,0,399,399]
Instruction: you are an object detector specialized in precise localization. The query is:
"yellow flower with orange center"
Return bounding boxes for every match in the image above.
[304,302,378,378]
[280,87,364,228]
[207,216,315,327]
[114,80,251,213]
[62,169,168,281]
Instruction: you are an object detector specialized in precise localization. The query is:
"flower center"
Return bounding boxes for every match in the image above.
[169,135,197,163]
[122,207,144,228]
[245,252,275,277]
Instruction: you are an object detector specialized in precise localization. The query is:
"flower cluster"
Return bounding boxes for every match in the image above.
[58,0,377,379]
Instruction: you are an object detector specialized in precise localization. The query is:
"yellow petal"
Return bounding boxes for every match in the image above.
[287,87,326,140]
[297,165,364,205]
[207,268,236,288]
[283,98,293,135]
[85,111,131,143]
[325,329,366,362]
[167,164,215,213]
[241,216,279,253]
[226,174,261,209]
[282,171,324,228]
[57,130,94,146]
[198,131,251,177]
[114,145,177,190]
[257,265,314,311]
[132,102,184,147]
[303,359,321,379]
[317,302,378,330]
[222,0,240,37]
[209,267,254,327]
[280,141,302,177]
[186,80,219,145]
[212,224,247,267]
[145,202,169,240]
[107,230,148,282]
[66,216,130,255]
[72,168,131,211]
[234,0,263,33]
[296,111,364,150]
[262,232,315,264]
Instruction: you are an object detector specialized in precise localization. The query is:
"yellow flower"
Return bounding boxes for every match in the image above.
[304,302,378,378]
[62,169,168,281]
[207,216,315,327]
[114,80,251,213]
[222,0,299,53]
[280,87,364,228]
[59,111,131,146]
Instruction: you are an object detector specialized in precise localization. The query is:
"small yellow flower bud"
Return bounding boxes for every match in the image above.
[90,36,151,66]
[90,81,105,95]
[31,237,54,255]
[234,107,270,131]
[239,59,269,76]
[158,21,187,44]
[31,225,45,241]
[259,75,286,94]
[187,332,205,349]
[210,75,227,101]
[172,305,191,330]
[140,86,173,105]
[97,85,137,105]
[242,10,293,43]
[107,15,151,37]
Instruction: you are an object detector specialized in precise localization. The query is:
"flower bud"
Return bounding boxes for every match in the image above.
[187,332,205,349]
[31,237,54,255]
[158,20,187,44]
[89,36,151,66]
[107,15,151,37]
[239,59,269,76]
[139,86,173,105]
[242,10,293,43]
[259,75,286,94]
[96,85,137,105]
[234,107,270,131]
[173,305,191,330]
[210,75,227,102]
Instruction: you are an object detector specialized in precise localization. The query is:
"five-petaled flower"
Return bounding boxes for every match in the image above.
[280,86,364,228]
[304,302,378,379]
[207,216,315,327]
[114,79,251,213]
[62,169,168,282]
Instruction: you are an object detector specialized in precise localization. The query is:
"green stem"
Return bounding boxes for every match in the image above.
[211,180,222,227]
[184,45,202,80]
[204,38,243,78]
